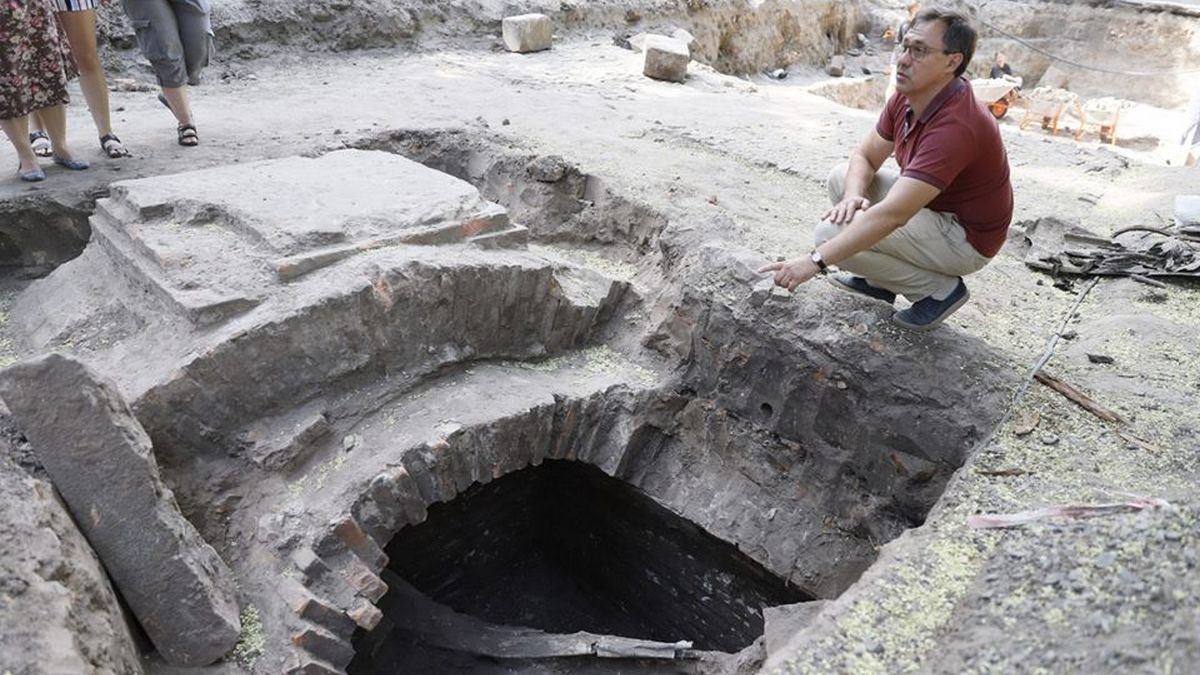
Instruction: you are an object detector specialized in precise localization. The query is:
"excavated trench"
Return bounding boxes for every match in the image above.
[0,124,1011,673]
[275,131,1007,672]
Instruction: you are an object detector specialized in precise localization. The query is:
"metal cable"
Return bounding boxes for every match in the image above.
[975,276,1101,452]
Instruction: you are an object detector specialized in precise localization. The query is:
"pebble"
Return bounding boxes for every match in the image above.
[1040,433,1060,445]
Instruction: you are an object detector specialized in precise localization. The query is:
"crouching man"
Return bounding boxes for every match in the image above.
[760,8,1013,330]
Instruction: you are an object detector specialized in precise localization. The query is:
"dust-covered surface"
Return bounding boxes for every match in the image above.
[1,0,1199,673]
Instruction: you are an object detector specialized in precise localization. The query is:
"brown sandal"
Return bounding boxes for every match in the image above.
[177,124,199,147]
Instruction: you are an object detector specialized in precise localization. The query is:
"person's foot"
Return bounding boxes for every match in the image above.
[17,165,46,182]
[100,133,131,158]
[829,272,897,304]
[29,131,52,158]
[892,278,970,331]
[177,124,199,147]
[52,155,89,171]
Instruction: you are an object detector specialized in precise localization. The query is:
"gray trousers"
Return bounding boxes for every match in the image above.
[123,0,213,88]
[815,162,992,300]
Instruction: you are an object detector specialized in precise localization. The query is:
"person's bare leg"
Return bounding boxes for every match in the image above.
[37,105,81,161]
[58,9,116,139]
[161,86,193,126]
[0,116,41,173]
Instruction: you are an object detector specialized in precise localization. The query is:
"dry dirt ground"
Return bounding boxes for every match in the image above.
[1,9,1198,675]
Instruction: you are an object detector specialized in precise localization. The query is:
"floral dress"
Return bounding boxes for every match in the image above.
[0,0,70,120]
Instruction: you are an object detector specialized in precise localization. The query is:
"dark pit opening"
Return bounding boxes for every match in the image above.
[0,200,93,278]
[366,460,811,658]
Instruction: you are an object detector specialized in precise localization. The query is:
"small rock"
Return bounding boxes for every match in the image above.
[1086,353,1115,364]
[1060,330,1078,340]
[827,55,845,77]
[767,68,788,80]
[342,434,360,452]
[1013,409,1040,436]
[527,155,569,182]
[1040,433,1060,446]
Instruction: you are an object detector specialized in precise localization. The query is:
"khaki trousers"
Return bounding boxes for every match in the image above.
[815,162,992,301]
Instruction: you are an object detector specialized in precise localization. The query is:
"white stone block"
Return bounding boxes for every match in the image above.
[502,13,553,53]
[642,35,690,83]
[670,27,697,55]
[1176,195,1200,226]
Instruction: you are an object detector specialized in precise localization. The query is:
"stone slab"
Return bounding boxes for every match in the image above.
[642,35,690,83]
[502,13,553,53]
[0,354,241,667]
[241,400,330,471]
[82,150,512,326]
[0,455,144,675]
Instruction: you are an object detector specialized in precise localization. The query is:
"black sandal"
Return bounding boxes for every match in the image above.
[99,133,131,158]
[177,124,199,147]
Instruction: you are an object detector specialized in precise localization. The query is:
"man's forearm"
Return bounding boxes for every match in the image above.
[841,151,880,201]
[817,203,903,266]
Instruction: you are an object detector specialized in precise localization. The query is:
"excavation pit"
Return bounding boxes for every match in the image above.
[2,135,1013,674]
[349,460,812,672]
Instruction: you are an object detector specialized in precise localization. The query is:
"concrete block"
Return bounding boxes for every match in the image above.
[642,35,690,83]
[0,354,241,667]
[502,14,552,53]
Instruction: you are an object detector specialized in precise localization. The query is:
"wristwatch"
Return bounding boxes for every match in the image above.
[809,249,829,274]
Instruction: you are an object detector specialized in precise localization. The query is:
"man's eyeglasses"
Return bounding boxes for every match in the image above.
[899,42,956,61]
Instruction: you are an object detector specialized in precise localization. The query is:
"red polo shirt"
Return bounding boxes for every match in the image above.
[875,77,1013,257]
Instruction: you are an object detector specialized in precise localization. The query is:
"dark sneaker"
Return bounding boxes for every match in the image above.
[829,273,896,304]
[892,278,970,331]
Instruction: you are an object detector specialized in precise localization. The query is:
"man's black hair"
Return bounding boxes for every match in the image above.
[914,8,977,77]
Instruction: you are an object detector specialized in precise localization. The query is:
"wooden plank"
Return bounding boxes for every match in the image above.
[1034,370,1125,424]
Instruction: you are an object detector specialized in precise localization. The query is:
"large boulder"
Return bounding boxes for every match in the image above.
[0,354,242,667]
